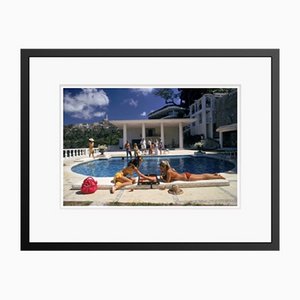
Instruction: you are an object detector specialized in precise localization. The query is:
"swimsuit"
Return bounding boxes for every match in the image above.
[169,171,191,181]
[113,168,134,184]
[89,142,94,153]
[114,171,124,184]
[185,172,191,180]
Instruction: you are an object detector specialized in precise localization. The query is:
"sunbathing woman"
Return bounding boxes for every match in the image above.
[159,160,225,183]
[110,157,154,193]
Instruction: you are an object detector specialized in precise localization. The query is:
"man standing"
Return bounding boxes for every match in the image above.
[140,138,146,154]
[158,139,163,155]
[148,139,152,155]
[124,140,132,159]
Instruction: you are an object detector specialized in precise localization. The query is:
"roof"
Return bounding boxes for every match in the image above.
[110,118,194,128]
[148,104,187,119]
[216,123,237,132]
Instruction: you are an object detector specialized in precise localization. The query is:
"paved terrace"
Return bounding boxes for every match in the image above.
[63,150,238,206]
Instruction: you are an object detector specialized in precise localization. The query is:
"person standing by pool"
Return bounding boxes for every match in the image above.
[154,139,159,155]
[140,138,146,154]
[124,140,132,159]
[149,142,154,155]
[158,140,163,155]
[148,139,152,154]
[159,160,225,182]
[110,157,154,193]
[88,138,95,159]
[133,143,139,158]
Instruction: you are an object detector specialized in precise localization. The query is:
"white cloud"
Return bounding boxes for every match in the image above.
[140,111,147,117]
[72,108,94,120]
[93,111,106,118]
[123,98,138,107]
[133,88,154,96]
[64,88,109,119]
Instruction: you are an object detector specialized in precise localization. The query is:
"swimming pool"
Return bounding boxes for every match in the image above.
[71,155,235,177]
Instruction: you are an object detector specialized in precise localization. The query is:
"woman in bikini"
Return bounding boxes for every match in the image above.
[88,138,95,159]
[110,157,154,193]
[159,160,225,183]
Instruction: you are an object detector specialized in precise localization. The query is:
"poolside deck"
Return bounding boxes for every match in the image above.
[63,150,238,206]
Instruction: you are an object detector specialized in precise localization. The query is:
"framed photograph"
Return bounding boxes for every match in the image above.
[21,49,279,250]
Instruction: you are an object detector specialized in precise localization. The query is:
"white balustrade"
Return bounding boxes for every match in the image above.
[63,148,96,159]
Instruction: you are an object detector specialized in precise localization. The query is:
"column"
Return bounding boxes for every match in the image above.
[142,123,146,139]
[160,122,164,147]
[123,123,127,149]
[210,123,214,139]
[202,99,207,138]
[179,122,183,149]
[219,131,223,149]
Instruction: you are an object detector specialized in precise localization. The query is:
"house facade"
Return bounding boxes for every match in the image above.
[188,91,237,148]
[110,119,193,149]
[109,90,237,150]
[189,94,223,139]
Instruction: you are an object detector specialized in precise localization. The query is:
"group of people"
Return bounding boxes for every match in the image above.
[124,139,164,158]
[88,138,165,161]
[110,156,153,193]
[89,137,225,194]
[110,156,225,193]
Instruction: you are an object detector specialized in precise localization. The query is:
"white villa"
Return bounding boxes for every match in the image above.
[110,119,194,149]
[188,93,228,138]
[188,93,237,148]
[110,92,237,150]
[189,94,217,139]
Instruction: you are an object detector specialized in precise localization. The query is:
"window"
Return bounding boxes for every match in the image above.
[199,113,202,124]
[199,101,202,111]
[206,111,211,123]
[191,105,195,114]
[206,98,211,108]
[146,128,155,137]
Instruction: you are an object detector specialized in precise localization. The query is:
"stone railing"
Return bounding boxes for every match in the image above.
[63,148,99,159]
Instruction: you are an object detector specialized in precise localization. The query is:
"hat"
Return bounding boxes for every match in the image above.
[168,185,183,195]
[88,138,94,142]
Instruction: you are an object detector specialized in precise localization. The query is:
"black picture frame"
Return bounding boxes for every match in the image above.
[21,49,279,251]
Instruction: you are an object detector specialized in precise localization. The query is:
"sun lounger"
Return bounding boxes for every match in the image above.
[71,178,229,190]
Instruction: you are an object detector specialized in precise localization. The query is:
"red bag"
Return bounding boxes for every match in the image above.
[80,177,98,194]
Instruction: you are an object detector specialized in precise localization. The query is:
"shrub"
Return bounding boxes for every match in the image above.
[194,138,219,151]
[98,144,108,154]
[194,141,204,151]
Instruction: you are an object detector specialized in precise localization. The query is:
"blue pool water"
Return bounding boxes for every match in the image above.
[71,155,235,177]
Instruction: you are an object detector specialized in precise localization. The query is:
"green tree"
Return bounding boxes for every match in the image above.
[179,88,234,108]
[154,88,234,108]
[153,88,179,105]
[63,120,121,148]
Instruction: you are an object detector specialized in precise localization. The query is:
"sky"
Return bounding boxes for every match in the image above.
[63,88,181,125]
